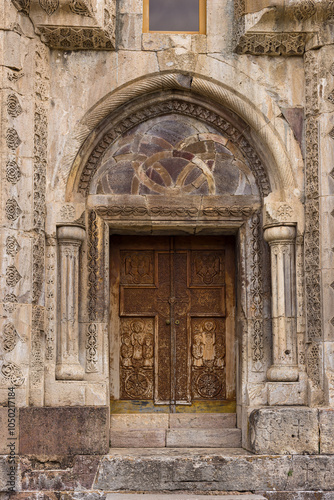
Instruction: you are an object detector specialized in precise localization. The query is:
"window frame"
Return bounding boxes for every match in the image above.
[143,0,206,34]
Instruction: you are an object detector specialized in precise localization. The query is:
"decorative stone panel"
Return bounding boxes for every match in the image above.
[11,0,115,50]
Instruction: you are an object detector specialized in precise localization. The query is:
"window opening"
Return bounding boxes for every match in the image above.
[143,0,206,34]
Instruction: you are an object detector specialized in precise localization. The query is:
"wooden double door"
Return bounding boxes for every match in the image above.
[110,235,235,408]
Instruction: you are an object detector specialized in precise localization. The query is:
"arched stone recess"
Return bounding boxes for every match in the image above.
[47,78,308,451]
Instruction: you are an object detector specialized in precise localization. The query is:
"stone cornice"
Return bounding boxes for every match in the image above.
[11,0,115,50]
[234,0,334,55]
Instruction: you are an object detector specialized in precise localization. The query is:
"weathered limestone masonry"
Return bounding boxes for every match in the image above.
[0,0,334,497]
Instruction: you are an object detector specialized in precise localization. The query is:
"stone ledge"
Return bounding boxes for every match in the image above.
[2,453,334,493]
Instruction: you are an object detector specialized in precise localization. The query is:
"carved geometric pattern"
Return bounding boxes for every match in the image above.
[305,117,322,349]
[331,317,334,327]
[329,127,334,140]
[6,128,21,150]
[121,251,154,285]
[69,0,92,16]
[191,251,224,286]
[38,26,114,50]
[3,293,17,314]
[191,318,225,400]
[88,210,98,321]
[1,362,25,387]
[6,236,21,256]
[6,159,21,184]
[120,318,154,400]
[59,204,75,221]
[250,212,264,365]
[6,265,22,287]
[236,33,306,56]
[39,0,59,15]
[86,323,98,373]
[2,323,19,352]
[7,94,22,118]
[5,198,22,221]
[45,237,56,361]
[331,281,334,290]
[30,305,45,387]
[294,0,315,20]
[78,99,271,198]
[95,205,255,220]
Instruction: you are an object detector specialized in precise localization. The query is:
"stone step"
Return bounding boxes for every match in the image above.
[96,448,288,492]
[110,413,236,430]
[106,495,266,499]
[166,428,242,448]
[110,428,241,448]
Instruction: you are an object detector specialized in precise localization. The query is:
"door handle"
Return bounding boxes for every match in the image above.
[166,319,171,325]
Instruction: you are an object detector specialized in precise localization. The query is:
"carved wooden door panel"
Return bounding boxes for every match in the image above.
[110,236,235,407]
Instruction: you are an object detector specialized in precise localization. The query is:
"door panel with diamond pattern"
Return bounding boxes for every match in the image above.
[110,235,235,407]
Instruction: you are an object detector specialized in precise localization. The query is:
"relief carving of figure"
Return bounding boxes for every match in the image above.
[202,320,216,362]
[143,336,154,368]
[121,334,133,367]
[192,333,204,367]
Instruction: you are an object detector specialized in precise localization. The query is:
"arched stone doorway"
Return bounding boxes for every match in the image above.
[55,88,303,449]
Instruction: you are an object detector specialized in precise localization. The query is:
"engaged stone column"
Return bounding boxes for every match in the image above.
[264,225,298,382]
[56,226,85,380]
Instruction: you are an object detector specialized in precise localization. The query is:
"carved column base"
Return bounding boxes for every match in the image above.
[267,364,299,382]
[56,362,85,381]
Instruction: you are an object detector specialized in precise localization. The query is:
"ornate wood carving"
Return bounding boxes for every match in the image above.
[191,318,226,399]
[120,318,154,400]
[112,236,234,404]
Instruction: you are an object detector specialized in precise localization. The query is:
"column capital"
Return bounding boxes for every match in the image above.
[264,224,296,244]
[57,225,86,243]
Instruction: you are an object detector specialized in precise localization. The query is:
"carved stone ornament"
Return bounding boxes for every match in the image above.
[5,198,22,221]
[2,323,23,352]
[6,236,21,256]
[7,70,24,82]
[6,128,21,150]
[9,0,116,50]
[69,0,92,17]
[294,0,316,20]
[6,160,22,184]
[7,94,23,118]
[39,0,59,15]
[94,205,255,220]
[38,26,114,50]
[6,265,22,287]
[3,293,17,314]
[236,33,307,56]
[60,204,75,221]
[1,362,25,387]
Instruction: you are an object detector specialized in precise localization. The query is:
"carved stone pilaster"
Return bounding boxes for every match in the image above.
[56,226,85,380]
[264,225,298,382]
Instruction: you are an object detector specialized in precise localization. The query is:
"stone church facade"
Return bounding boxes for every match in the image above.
[1,0,334,497]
